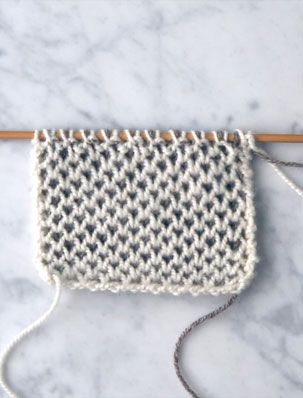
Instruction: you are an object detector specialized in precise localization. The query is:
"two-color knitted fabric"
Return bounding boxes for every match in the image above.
[34,130,257,295]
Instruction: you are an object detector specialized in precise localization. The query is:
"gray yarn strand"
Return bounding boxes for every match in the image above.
[252,149,303,168]
[174,294,238,398]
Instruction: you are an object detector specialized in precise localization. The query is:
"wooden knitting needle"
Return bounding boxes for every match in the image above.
[0,131,303,143]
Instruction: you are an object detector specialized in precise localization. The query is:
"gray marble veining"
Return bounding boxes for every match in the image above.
[0,1,303,397]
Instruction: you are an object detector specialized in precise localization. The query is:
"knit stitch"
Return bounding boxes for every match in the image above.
[33,129,257,295]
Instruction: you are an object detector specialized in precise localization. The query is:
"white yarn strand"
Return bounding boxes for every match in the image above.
[0,275,62,398]
[269,162,303,198]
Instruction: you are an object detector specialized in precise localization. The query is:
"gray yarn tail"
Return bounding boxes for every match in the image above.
[174,294,238,398]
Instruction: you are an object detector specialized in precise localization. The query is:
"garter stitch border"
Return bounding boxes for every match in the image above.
[33,129,257,296]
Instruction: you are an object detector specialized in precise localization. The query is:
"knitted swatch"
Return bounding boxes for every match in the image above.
[34,130,257,296]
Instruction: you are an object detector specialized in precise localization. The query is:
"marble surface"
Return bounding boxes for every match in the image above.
[0,1,303,397]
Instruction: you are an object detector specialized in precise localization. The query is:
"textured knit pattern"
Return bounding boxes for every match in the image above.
[34,130,257,295]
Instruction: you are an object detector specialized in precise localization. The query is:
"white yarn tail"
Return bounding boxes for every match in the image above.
[0,275,61,398]
[269,161,303,198]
